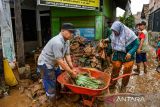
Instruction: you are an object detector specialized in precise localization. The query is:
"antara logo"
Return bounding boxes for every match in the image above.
[104,95,145,104]
[116,96,145,102]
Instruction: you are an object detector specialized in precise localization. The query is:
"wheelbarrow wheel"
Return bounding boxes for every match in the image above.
[64,94,80,102]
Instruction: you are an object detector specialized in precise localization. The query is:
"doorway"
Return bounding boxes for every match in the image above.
[40,16,51,46]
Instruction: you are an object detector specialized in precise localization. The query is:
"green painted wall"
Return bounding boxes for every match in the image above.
[51,0,116,39]
[103,0,116,19]
[61,17,95,28]
[51,7,101,17]
[95,15,104,40]
[51,17,60,36]
[51,7,100,38]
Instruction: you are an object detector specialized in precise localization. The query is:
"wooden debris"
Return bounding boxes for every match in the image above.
[70,36,109,70]
[19,80,50,107]
[0,89,3,98]
[18,64,31,79]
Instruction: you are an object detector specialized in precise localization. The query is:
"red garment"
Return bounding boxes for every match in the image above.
[157,48,160,60]
[139,32,145,40]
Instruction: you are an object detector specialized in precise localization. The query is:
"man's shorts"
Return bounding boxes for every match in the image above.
[136,53,147,63]
[37,64,61,97]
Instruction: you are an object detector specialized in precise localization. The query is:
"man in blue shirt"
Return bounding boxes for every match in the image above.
[37,23,77,105]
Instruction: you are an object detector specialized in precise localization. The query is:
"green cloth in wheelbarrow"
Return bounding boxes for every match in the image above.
[57,67,111,96]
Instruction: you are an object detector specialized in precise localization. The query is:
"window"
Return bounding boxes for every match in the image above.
[148,13,154,30]
[153,9,160,32]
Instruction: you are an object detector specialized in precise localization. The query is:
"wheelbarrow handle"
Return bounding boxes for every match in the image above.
[112,73,132,81]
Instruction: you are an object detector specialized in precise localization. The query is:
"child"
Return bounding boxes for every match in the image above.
[135,21,149,74]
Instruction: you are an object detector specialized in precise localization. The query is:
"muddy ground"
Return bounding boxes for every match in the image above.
[0,46,160,107]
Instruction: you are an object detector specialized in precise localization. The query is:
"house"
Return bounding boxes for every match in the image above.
[141,4,149,27]
[134,12,142,24]
[46,0,131,40]
[1,0,131,65]
[10,0,131,52]
[148,0,160,32]
[141,4,149,20]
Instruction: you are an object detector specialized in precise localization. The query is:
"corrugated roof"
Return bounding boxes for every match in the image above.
[114,0,131,10]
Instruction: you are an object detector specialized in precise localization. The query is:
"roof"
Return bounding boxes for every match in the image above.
[141,4,149,19]
[114,0,131,10]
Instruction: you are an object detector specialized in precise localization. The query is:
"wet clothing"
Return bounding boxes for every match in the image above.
[112,39,139,62]
[111,39,139,88]
[110,61,134,88]
[37,64,61,97]
[110,21,139,89]
[37,33,70,97]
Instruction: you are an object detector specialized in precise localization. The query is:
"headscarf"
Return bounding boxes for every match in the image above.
[110,21,137,52]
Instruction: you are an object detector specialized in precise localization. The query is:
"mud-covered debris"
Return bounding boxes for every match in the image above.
[73,36,86,44]
[70,41,80,50]
[97,39,108,59]
[38,94,48,105]
[24,89,33,100]
[91,56,99,68]
[29,100,40,107]
[19,79,33,88]
[18,79,33,94]
[0,85,9,98]
[70,37,109,70]
[35,89,45,97]
[0,89,3,98]
[18,65,32,79]
[31,84,43,95]
[84,44,95,56]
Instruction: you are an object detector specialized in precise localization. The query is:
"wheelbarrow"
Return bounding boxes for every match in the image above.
[57,67,133,107]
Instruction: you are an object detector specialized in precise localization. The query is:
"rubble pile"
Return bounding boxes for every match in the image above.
[70,36,109,71]
[19,79,50,107]
[0,85,9,98]
[18,64,31,79]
